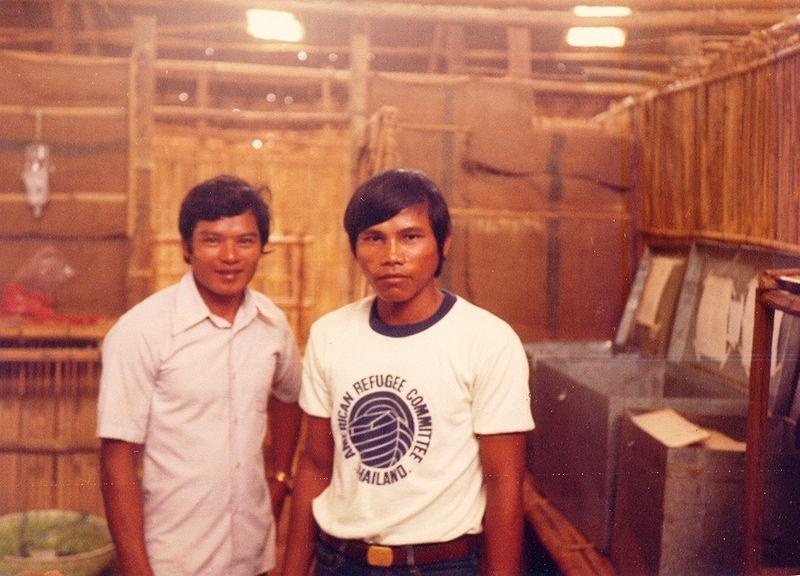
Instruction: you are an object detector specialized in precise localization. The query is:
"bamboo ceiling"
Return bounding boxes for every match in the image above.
[2,0,798,116]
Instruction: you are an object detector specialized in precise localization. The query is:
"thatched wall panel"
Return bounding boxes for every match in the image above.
[0,51,128,106]
[556,219,627,338]
[369,76,634,341]
[447,216,549,341]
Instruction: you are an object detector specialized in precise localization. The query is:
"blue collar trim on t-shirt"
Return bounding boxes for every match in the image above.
[369,290,457,337]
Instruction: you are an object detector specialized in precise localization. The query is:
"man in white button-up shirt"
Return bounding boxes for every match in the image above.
[98,175,302,576]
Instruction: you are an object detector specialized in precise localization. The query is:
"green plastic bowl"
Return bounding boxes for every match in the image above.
[0,510,115,576]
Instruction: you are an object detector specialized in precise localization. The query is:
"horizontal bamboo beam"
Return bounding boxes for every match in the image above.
[642,229,800,258]
[0,47,126,66]
[156,105,349,124]
[0,439,100,454]
[0,103,126,118]
[237,1,795,31]
[581,65,674,84]
[0,192,126,204]
[451,207,632,222]
[156,58,350,83]
[155,233,314,244]
[0,348,101,362]
[25,0,800,12]
[398,121,472,133]
[375,70,650,96]
[0,321,110,341]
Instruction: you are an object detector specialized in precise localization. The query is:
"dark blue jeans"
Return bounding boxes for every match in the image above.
[313,538,479,576]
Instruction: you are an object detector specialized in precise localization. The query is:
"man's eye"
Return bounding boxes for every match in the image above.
[201,236,220,245]
[238,237,257,246]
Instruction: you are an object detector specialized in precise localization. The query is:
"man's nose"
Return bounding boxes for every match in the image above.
[383,238,404,264]
[220,240,239,261]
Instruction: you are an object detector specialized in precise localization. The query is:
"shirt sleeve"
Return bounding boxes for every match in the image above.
[271,322,302,403]
[96,318,159,443]
[298,323,332,418]
[470,323,535,435]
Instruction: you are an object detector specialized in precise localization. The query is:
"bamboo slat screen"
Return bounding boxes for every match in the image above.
[0,326,108,516]
[153,129,352,343]
[631,41,800,253]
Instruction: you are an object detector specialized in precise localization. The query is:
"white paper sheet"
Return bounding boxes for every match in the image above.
[727,297,744,348]
[694,273,734,363]
[631,408,710,448]
[741,277,758,376]
[636,256,682,329]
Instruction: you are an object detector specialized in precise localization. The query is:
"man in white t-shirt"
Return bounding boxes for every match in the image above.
[97,175,302,576]
[283,169,534,576]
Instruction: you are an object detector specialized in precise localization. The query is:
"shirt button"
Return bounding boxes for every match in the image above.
[235,462,241,469]
[233,417,239,424]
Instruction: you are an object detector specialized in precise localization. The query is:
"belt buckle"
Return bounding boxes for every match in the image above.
[366,544,394,567]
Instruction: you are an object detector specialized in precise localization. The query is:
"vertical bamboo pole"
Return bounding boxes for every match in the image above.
[51,0,72,54]
[445,25,466,75]
[197,72,210,129]
[506,27,531,79]
[127,16,157,308]
[349,19,369,301]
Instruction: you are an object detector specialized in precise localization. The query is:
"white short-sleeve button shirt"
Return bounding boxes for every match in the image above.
[97,272,301,576]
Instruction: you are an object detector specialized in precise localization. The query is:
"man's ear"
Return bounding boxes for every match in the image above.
[442,234,452,258]
[181,239,192,265]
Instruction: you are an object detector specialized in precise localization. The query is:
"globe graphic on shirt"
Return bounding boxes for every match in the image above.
[347,391,416,469]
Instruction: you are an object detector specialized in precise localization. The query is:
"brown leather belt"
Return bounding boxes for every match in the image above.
[318,530,478,567]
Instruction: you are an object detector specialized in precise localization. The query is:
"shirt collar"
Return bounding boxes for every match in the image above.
[171,271,277,335]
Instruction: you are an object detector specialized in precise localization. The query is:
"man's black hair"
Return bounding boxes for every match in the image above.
[343,168,451,276]
[179,174,270,261]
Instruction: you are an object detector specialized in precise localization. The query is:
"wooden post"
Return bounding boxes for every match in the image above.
[78,0,99,55]
[743,281,773,574]
[427,24,444,73]
[50,0,72,54]
[196,72,210,128]
[349,19,369,158]
[348,19,369,301]
[445,25,466,74]
[507,26,531,78]
[126,16,156,308]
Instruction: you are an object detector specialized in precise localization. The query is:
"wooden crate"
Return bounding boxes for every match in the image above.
[0,322,108,516]
[528,240,800,553]
[611,413,746,575]
[612,413,800,575]
[529,357,746,553]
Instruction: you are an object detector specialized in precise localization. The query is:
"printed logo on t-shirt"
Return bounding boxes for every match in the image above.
[337,373,433,486]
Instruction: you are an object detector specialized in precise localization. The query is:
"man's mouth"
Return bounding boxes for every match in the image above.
[216,269,242,281]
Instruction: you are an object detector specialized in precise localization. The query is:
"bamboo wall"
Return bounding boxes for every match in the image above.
[152,129,352,342]
[629,39,800,254]
[0,325,109,516]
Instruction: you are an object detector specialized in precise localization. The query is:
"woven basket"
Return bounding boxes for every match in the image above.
[0,510,115,576]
